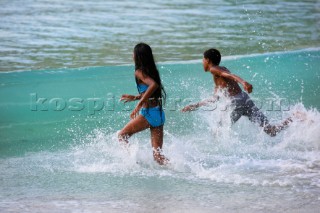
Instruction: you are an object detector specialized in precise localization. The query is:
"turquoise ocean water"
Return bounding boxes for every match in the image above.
[1,0,320,212]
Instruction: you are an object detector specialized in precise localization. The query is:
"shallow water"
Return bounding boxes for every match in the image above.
[1,49,320,212]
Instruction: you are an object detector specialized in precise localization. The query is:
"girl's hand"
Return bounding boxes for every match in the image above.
[243,82,253,93]
[120,94,136,103]
[130,105,142,119]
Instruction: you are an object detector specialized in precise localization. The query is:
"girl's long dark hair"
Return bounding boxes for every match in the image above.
[134,43,166,106]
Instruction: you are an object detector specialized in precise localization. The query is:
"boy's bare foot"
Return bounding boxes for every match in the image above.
[292,111,307,121]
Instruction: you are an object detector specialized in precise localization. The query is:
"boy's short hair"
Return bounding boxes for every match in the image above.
[203,48,221,65]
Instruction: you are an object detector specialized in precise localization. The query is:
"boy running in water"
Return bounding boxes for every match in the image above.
[182,48,292,137]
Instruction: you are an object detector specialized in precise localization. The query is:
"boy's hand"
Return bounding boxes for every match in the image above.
[181,105,196,112]
[243,82,253,93]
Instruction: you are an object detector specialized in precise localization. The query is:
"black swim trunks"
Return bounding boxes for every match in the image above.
[230,92,269,126]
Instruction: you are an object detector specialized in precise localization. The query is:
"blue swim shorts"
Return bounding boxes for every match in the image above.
[140,106,165,127]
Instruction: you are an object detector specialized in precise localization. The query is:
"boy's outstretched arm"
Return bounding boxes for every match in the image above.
[181,96,219,112]
[210,67,253,93]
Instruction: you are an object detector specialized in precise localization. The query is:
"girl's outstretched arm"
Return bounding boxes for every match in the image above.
[120,94,142,103]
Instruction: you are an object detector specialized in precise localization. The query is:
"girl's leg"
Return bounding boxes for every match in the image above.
[150,125,169,165]
[118,115,150,143]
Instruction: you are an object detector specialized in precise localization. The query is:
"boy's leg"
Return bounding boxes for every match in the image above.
[230,109,243,124]
[263,117,293,137]
[246,99,293,137]
[242,96,277,135]
[230,93,247,124]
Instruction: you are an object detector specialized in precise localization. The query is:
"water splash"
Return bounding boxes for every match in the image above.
[40,100,318,191]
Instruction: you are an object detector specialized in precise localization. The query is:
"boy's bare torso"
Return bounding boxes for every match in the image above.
[212,66,242,97]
